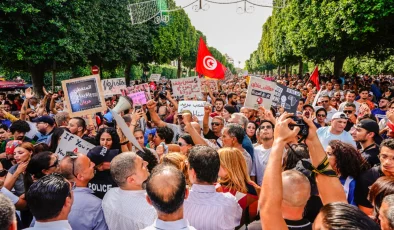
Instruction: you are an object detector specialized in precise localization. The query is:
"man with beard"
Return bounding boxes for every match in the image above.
[372,97,389,121]
[226,93,240,112]
[251,120,275,186]
[355,139,394,216]
[351,119,382,167]
[67,117,96,145]
[357,88,375,110]
[146,100,187,143]
[32,116,57,145]
[9,120,31,142]
[203,105,224,142]
[210,98,225,117]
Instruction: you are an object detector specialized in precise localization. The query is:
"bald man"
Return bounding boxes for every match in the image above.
[143,164,195,230]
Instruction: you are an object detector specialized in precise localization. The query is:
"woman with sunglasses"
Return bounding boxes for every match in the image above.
[4,142,34,196]
[216,147,260,228]
[315,108,328,128]
[177,134,194,156]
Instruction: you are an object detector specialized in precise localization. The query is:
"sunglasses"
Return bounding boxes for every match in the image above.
[66,152,79,178]
[317,114,326,117]
[211,122,222,126]
[177,142,186,147]
[343,110,353,114]
[0,169,8,177]
[321,100,329,103]
[260,125,272,130]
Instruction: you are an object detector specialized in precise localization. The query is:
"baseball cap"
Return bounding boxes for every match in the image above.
[331,112,348,120]
[6,140,22,155]
[303,104,315,111]
[32,115,55,126]
[87,146,119,166]
[356,119,383,144]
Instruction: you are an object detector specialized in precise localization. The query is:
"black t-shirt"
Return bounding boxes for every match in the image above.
[88,170,118,199]
[285,218,312,230]
[204,129,220,141]
[345,120,354,132]
[361,144,380,167]
[355,165,384,208]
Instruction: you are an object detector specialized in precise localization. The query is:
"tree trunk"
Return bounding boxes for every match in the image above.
[277,66,281,75]
[30,64,45,97]
[124,61,132,87]
[333,55,346,78]
[52,61,56,93]
[298,58,303,75]
[285,65,289,74]
[177,57,182,78]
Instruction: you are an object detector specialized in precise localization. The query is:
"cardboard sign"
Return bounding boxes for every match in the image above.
[121,83,151,101]
[101,78,126,96]
[272,84,301,113]
[55,131,95,160]
[201,79,218,92]
[149,74,161,82]
[62,75,106,116]
[245,77,277,110]
[171,77,202,98]
[128,91,147,105]
[178,101,205,120]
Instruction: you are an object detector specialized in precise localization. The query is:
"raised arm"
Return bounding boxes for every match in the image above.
[20,88,34,120]
[260,112,299,230]
[166,91,178,112]
[50,93,59,115]
[146,100,167,128]
[302,116,347,205]
[202,105,211,135]
[183,113,208,146]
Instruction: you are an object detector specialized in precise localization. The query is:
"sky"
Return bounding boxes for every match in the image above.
[174,0,273,68]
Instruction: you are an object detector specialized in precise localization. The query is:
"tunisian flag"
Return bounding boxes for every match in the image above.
[196,37,225,80]
[309,66,320,90]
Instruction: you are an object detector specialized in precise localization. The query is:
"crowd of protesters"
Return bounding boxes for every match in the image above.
[1,72,394,230]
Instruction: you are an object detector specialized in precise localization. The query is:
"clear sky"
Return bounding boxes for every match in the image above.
[174,0,273,68]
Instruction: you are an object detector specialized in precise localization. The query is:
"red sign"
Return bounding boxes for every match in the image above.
[91,65,99,75]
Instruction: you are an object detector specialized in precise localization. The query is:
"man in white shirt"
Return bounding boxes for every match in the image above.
[317,112,357,150]
[102,152,156,230]
[321,81,335,97]
[25,174,74,230]
[314,95,337,122]
[251,120,275,186]
[143,164,196,230]
[338,90,360,114]
[184,145,242,230]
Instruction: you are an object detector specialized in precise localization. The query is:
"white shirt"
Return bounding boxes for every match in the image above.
[184,184,242,230]
[0,187,19,204]
[251,145,272,186]
[142,219,196,230]
[313,106,337,122]
[316,126,357,150]
[242,149,253,175]
[102,188,157,230]
[24,220,72,230]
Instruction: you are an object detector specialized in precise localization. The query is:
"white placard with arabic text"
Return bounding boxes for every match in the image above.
[178,101,205,120]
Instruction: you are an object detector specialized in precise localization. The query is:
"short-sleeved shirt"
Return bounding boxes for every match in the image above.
[371,108,387,121]
[204,129,220,141]
[355,165,384,208]
[8,164,25,196]
[251,145,272,186]
[361,144,380,167]
[316,127,357,151]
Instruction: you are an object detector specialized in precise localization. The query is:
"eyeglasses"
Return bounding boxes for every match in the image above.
[260,125,272,130]
[66,152,79,178]
[47,157,59,169]
[317,114,326,117]
[0,169,7,177]
[211,122,222,126]
[321,100,329,103]
[343,110,354,114]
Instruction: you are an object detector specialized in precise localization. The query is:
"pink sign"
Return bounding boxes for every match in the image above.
[128,92,147,105]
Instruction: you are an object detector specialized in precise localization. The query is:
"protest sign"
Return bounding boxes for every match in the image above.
[55,131,96,160]
[272,84,301,113]
[128,91,147,105]
[101,78,126,96]
[178,101,205,120]
[201,79,218,92]
[121,83,151,101]
[149,74,161,82]
[171,77,202,98]
[62,75,106,116]
[244,77,277,110]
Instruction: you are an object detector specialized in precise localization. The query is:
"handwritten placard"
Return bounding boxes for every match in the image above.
[101,78,126,96]
[201,79,218,92]
[121,83,151,101]
[55,131,96,160]
[272,84,301,113]
[62,75,106,116]
[178,101,205,120]
[128,91,147,105]
[171,77,202,98]
[149,74,161,82]
[245,77,277,110]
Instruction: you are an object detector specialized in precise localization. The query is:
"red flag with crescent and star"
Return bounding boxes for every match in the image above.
[196,37,226,80]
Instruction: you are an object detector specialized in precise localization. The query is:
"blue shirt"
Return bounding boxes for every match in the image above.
[242,135,254,161]
[371,108,387,121]
[0,119,11,128]
[68,187,108,230]
[339,176,357,206]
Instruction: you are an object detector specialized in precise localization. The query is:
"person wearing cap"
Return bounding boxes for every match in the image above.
[357,88,375,110]
[350,119,382,167]
[102,152,156,230]
[355,139,394,216]
[32,115,57,145]
[371,97,389,121]
[59,153,108,230]
[87,146,119,199]
[316,112,356,150]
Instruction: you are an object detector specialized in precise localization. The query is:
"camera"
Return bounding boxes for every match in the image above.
[289,116,309,140]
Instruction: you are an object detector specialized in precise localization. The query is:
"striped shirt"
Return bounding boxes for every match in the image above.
[184,184,242,230]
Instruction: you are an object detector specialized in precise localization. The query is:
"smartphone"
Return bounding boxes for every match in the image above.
[135,105,142,111]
